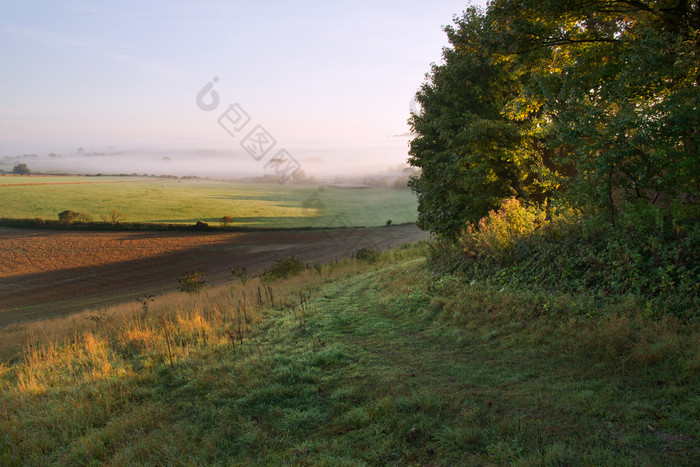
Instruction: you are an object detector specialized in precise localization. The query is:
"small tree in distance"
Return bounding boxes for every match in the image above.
[220,215,233,228]
[101,210,126,224]
[12,163,30,175]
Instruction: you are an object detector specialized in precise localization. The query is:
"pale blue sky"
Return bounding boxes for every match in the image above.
[1,0,485,174]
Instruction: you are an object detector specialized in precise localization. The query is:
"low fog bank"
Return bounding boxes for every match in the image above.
[1,143,420,188]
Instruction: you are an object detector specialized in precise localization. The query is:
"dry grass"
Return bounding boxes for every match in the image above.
[0,249,415,362]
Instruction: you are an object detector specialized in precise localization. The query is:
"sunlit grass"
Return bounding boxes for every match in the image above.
[0,177,418,228]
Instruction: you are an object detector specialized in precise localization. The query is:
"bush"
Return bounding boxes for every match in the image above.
[12,163,30,175]
[433,201,699,320]
[178,270,207,293]
[195,221,209,230]
[231,266,248,284]
[426,238,464,274]
[354,248,380,263]
[459,197,544,263]
[101,210,126,224]
[58,210,92,224]
[262,257,306,280]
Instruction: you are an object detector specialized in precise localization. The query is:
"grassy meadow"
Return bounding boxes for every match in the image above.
[0,175,417,228]
[1,244,697,465]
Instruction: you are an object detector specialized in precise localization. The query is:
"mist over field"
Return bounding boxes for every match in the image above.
[1,136,416,183]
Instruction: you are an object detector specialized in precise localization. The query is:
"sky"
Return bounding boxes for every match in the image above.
[1,0,486,177]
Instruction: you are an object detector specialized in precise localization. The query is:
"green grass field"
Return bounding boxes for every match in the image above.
[1,247,697,465]
[0,176,418,228]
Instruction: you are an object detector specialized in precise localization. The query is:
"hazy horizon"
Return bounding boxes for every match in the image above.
[1,0,487,177]
[1,141,418,181]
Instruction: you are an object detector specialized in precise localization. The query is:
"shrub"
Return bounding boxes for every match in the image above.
[220,216,234,227]
[231,266,248,284]
[58,210,92,224]
[354,248,380,263]
[58,210,77,224]
[195,221,209,230]
[178,270,206,293]
[101,210,126,224]
[426,238,464,274]
[435,199,699,319]
[459,197,544,263]
[262,257,306,280]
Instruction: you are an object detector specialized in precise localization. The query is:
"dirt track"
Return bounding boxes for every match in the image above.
[0,225,428,326]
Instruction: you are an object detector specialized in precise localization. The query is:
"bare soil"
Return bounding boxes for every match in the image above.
[0,225,428,326]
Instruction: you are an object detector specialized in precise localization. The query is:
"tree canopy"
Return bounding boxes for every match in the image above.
[409,0,699,237]
[12,163,31,175]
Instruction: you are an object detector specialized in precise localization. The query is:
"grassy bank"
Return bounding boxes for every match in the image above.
[1,243,697,465]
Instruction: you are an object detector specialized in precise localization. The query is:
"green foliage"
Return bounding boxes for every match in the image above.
[262,256,306,280]
[439,204,699,319]
[408,7,557,237]
[178,270,207,294]
[491,0,700,217]
[410,1,699,237]
[354,247,380,264]
[459,197,545,263]
[12,163,30,175]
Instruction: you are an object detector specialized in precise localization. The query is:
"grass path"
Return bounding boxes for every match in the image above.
[2,258,697,465]
[246,260,697,465]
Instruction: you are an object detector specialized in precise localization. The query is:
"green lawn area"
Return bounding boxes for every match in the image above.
[0,177,417,228]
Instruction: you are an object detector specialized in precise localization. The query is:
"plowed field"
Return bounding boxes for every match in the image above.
[0,225,428,326]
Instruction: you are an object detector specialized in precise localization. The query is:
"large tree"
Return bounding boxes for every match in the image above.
[488,0,700,221]
[409,1,699,236]
[408,8,557,237]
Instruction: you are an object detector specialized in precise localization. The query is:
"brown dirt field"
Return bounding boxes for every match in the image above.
[0,225,428,327]
[0,230,245,278]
